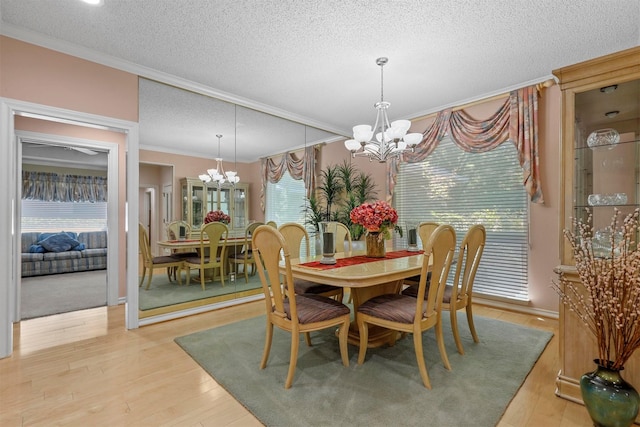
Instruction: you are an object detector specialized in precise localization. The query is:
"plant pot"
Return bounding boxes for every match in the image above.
[580,360,640,427]
[365,232,385,258]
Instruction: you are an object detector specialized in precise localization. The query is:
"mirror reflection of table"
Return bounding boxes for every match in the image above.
[284,249,426,347]
[157,236,247,281]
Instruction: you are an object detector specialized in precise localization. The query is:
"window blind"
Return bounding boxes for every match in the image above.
[265,171,314,256]
[21,200,108,232]
[394,136,529,301]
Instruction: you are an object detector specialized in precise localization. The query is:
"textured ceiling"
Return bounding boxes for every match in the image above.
[1,0,639,162]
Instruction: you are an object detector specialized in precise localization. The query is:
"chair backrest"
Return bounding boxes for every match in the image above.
[266,220,277,228]
[335,222,352,253]
[167,220,191,240]
[201,221,229,263]
[451,224,486,303]
[415,224,456,319]
[138,223,152,264]
[246,221,264,238]
[278,222,310,258]
[252,225,299,323]
[418,222,439,249]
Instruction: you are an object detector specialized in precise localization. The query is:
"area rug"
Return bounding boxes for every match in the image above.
[139,273,263,311]
[175,313,553,427]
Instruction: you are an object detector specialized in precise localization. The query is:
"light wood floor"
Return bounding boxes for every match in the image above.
[0,301,593,426]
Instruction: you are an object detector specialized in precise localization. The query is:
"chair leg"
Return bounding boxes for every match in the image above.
[304,332,312,346]
[200,267,206,291]
[244,262,249,283]
[145,268,154,290]
[466,304,479,343]
[412,330,431,389]
[450,308,464,355]
[219,264,225,287]
[185,267,191,286]
[139,266,147,287]
[357,317,369,365]
[260,321,274,369]
[285,332,300,389]
[435,317,451,370]
[338,318,350,367]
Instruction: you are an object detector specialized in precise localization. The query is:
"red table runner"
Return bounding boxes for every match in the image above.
[298,250,423,270]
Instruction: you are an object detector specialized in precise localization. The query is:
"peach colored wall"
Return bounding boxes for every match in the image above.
[3,37,138,298]
[1,37,138,121]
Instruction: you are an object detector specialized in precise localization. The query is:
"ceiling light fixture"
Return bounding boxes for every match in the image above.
[605,110,620,118]
[199,134,240,186]
[81,0,104,6]
[345,57,422,162]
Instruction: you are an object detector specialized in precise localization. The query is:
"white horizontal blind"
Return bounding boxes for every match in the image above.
[394,136,529,301]
[265,171,313,256]
[21,200,107,232]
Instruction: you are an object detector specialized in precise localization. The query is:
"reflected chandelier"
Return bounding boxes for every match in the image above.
[199,134,240,186]
[344,57,422,162]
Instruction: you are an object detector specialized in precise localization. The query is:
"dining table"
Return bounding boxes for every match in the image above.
[283,248,427,348]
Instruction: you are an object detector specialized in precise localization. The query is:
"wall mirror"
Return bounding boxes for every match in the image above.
[138,78,340,322]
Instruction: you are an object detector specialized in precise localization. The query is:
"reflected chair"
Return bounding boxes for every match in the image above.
[166,220,198,280]
[138,223,184,290]
[404,224,486,355]
[228,221,263,283]
[252,225,350,389]
[278,222,343,301]
[166,220,192,241]
[357,224,456,389]
[335,222,352,253]
[184,221,228,290]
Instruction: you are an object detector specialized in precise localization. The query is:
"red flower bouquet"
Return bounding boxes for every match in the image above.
[350,200,401,240]
[205,210,230,225]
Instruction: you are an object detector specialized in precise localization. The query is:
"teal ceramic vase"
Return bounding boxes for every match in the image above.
[580,360,640,427]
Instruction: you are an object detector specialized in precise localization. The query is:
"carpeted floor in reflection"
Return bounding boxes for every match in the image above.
[176,313,553,427]
[138,270,263,311]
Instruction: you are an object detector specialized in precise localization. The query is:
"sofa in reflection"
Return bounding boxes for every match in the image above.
[21,230,108,277]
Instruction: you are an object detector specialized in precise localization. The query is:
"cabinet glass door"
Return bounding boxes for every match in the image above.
[573,79,640,244]
[233,186,247,229]
[191,183,204,229]
[219,187,231,216]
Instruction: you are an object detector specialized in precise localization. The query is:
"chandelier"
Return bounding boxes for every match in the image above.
[344,57,422,162]
[199,134,240,186]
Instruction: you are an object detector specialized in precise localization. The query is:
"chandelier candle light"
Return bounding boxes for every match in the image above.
[344,57,423,162]
[199,134,240,186]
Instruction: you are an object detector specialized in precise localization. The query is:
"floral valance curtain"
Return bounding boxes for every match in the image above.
[260,145,317,212]
[388,85,543,204]
[22,171,107,202]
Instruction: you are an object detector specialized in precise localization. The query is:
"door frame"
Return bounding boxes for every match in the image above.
[0,98,140,359]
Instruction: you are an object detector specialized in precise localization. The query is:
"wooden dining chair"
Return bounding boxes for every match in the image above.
[228,221,263,283]
[278,222,343,301]
[402,224,486,354]
[335,222,352,253]
[165,220,198,280]
[138,223,184,290]
[184,221,228,290]
[402,221,439,287]
[356,224,457,389]
[252,225,350,389]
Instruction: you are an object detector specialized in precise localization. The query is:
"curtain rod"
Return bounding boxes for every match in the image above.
[412,78,556,122]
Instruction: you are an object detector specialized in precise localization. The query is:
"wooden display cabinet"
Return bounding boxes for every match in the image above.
[553,46,640,415]
[180,177,249,235]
